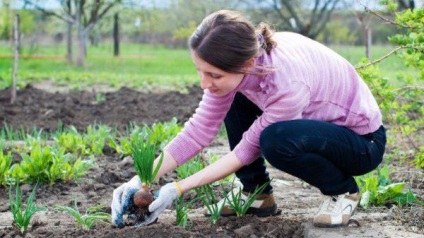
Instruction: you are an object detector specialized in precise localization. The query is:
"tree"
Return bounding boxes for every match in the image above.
[246,0,343,39]
[23,0,122,66]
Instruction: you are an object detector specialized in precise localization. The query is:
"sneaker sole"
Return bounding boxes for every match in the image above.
[313,208,357,228]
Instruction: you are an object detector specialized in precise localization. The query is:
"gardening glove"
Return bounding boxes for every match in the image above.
[111,175,142,228]
[136,182,182,226]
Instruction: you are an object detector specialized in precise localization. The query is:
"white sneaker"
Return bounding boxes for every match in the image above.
[313,193,360,227]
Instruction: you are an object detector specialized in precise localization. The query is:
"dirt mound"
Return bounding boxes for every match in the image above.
[0,84,203,132]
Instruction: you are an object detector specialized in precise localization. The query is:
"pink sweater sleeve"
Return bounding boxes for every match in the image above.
[164,90,234,165]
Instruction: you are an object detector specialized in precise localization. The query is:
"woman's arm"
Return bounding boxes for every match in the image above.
[154,150,178,179]
[178,151,244,193]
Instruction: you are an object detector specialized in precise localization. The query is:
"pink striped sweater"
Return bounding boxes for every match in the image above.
[165,32,382,166]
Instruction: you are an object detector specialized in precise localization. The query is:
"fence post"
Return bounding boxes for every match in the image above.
[11,14,20,104]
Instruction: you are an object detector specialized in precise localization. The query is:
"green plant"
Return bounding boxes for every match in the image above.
[174,195,200,229]
[55,200,110,230]
[175,154,205,179]
[357,1,424,168]
[0,149,12,185]
[131,136,163,186]
[84,125,114,155]
[17,143,93,185]
[9,183,47,234]
[355,165,417,209]
[195,184,225,225]
[225,181,270,217]
[56,127,88,155]
[130,135,164,221]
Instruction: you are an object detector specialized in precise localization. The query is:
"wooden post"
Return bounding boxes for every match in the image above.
[113,13,120,57]
[11,14,19,104]
[365,26,372,60]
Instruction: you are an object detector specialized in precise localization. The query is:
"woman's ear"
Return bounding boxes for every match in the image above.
[243,57,255,70]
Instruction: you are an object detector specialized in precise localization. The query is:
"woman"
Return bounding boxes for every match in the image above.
[111,9,386,228]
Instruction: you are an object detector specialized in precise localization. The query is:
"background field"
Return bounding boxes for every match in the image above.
[0,43,414,91]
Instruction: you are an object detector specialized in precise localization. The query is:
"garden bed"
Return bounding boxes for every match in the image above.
[0,85,423,237]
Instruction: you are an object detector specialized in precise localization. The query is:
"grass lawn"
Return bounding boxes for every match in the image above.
[0,43,415,90]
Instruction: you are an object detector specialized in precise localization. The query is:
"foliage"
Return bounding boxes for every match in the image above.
[55,200,110,230]
[130,136,163,186]
[175,154,205,180]
[13,142,93,185]
[0,149,12,185]
[355,165,417,209]
[173,21,197,40]
[194,184,224,225]
[357,2,423,168]
[9,183,47,234]
[112,118,181,157]
[56,125,114,156]
[225,181,270,217]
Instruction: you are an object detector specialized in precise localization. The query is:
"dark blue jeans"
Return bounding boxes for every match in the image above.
[224,93,386,195]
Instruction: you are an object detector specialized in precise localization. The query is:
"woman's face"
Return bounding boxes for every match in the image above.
[191,51,246,96]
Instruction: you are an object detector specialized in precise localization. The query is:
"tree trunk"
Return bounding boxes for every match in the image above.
[66,0,73,63]
[66,21,73,63]
[11,14,19,104]
[76,1,84,66]
[113,13,120,57]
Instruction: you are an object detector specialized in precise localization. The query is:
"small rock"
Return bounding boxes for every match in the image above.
[234,224,254,236]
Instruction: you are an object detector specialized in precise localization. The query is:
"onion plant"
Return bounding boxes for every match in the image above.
[130,135,163,222]
[195,184,225,225]
[55,200,110,230]
[9,183,47,234]
[225,181,270,217]
[174,195,200,229]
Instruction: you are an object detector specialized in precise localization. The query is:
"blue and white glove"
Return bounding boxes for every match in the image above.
[111,176,142,228]
[136,182,181,226]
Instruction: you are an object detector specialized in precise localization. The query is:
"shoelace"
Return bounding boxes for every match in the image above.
[320,195,343,213]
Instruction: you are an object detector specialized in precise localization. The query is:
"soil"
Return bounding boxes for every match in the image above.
[0,85,423,238]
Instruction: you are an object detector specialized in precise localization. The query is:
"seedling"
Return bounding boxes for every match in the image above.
[55,199,110,230]
[175,195,200,229]
[195,184,225,224]
[225,181,270,217]
[9,183,47,234]
[175,155,205,179]
[0,149,12,185]
[130,135,163,223]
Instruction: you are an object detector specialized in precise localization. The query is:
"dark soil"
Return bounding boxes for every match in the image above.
[0,85,423,238]
[0,84,203,132]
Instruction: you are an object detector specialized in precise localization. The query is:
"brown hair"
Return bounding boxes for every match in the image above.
[189,10,276,74]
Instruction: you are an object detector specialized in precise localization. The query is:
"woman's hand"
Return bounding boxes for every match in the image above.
[111,176,142,228]
[136,182,181,226]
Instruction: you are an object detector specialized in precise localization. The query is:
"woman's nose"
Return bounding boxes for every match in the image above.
[200,73,212,89]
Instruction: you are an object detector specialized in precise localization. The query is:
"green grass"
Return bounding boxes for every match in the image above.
[0,43,414,90]
[331,45,415,78]
[0,43,198,90]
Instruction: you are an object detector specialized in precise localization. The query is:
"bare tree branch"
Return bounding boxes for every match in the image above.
[355,46,407,69]
[23,0,73,22]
